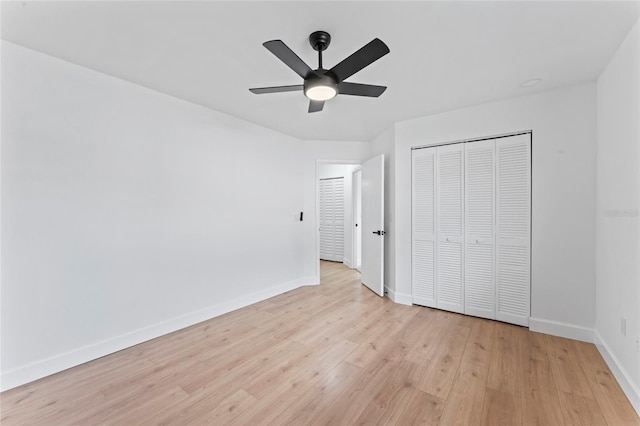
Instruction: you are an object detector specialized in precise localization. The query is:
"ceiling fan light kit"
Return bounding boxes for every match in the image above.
[249,30,390,113]
[304,73,338,101]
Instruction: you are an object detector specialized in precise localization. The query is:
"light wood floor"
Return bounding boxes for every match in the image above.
[2,261,638,425]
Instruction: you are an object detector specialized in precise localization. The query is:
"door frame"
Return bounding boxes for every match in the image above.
[314,160,361,280]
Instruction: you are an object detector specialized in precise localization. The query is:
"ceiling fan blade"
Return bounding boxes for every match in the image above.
[308,100,324,113]
[249,85,303,94]
[263,40,313,79]
[338,82,387,97]
[329,38,390,82]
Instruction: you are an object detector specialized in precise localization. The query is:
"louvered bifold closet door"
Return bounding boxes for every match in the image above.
[464,140,496,319]
[319,177,344,262]
[412,148,437,307]
[319,179,332,260]
[496,134,531,326]
[437,144,465,314]
[332,178,345,261]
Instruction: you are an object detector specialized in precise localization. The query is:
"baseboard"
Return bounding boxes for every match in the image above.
[528,317,595,343]
[594,331,640,416]
[0,277,311,392]
[343,257,352,269]
[384,286,412,306]
[300,276,320,286]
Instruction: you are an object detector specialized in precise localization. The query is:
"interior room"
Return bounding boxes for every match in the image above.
[1,1,639,424]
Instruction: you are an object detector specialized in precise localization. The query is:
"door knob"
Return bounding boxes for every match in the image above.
[446,237,451,242]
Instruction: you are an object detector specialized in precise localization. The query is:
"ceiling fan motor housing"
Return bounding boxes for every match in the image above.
[304,70,339,100]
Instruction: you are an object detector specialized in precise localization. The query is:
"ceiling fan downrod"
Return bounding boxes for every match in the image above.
[309,30,331,70]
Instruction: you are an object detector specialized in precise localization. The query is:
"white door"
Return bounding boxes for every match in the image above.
[353,169,362,271]
[361,154,385,296]
[464,140,496,319]
[495,134,531,326]
[412,148,437,307]
[436,144,465,314]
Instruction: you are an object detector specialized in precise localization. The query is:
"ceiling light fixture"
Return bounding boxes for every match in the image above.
[304,72,338,101]
[520,78,543,88]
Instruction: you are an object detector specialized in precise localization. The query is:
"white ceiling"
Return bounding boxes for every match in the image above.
[2,1,639,141]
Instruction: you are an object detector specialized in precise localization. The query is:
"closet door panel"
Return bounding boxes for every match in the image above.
[319,178,344,262]
[412,148,437,307]
[333,178,345,260]
[436,144,464,313]
[464,140,496,319]
[319,179,330,260]
[496,134,531,326]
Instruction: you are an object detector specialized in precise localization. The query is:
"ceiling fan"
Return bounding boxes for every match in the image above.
[249,31,390,113]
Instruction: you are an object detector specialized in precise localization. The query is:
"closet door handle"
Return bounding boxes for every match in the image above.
[446,237,451,242]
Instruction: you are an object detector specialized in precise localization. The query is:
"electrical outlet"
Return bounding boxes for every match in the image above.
[621,317,627,336]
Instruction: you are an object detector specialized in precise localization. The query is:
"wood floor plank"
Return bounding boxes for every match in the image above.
[519,331,566,426]
[343,302,400,344]
[344,308,417,368]
[73,385,190,425]
[234,340,360,425]
[1,261,638,426]
[416,323,471,399]
[404,308,452,365]
[573,340,640,425]
[557,390,608,426]
[544,333,595,399]
[396,388,445,426]
[480,387,522,426]
[353,359,421,425]
[0,386,108,426]
[439,361,490,425]
[241,340,315,399]
[176,335,283,394]
[183,389,257,426]
[310,340,410,425]
[461,318,496,367]
[487,322,525,395]
[272,361,363,425]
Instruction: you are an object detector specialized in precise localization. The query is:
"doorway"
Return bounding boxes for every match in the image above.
[317,163,360,269]
[315,155,385,298]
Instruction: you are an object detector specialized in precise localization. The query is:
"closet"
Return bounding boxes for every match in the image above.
[411,133,531,326]
[319,177,345,262]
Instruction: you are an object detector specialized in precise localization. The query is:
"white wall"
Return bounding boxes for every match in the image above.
[0,42,367,390]
[317,163,360,267]
[595,18,640,413]
[394,83,598,338]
